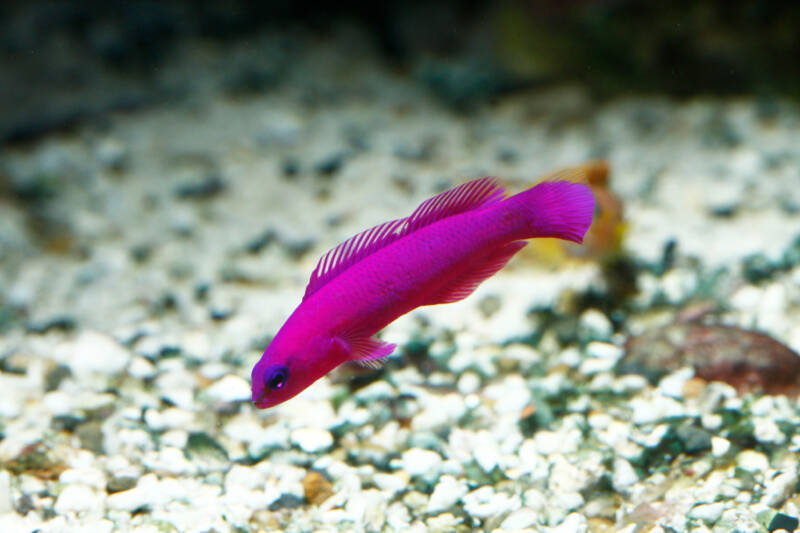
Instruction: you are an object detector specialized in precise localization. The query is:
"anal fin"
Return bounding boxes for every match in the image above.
[424,241,527,305]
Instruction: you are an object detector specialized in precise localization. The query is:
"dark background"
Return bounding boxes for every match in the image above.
[2,0,798,144]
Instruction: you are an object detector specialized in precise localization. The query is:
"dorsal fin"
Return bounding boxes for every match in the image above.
[303,217,408,300]
[302,177,507,300]
[406,177,505,232]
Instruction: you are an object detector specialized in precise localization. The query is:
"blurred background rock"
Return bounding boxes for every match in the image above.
[1,0,798,144]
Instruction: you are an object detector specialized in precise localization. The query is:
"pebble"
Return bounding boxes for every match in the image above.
[461,486,520,519]
[753,417,786,444]
[204,374,251,403]
[483,375,530,414]
[427,475,468,513]
[128,356,157,379]
[499,507,539,530]
[612,457,638,491]
[411,393,466,431]
[689,502,725,524]
[762,470,798,507]
[579,309,613,340]
[736,450,769,473]
[0,470,12,514]
[457,372,481,395]
[400,448,442,478]
[290,427,334,453]
[54,484,105,514]
[549,512,588,533]
[657,368,695,398]
[55,331,131,377]
[630,395,684,425]
[711,436,731,457]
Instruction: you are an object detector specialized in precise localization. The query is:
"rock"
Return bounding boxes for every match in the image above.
[303,470,333,505]
[427,475,468,513]
[710,436,731,457]
[400,448,442,478]
[499,507,539,530]
[578,309,613,341]
[675,425,712,453]
[689,502,725,524]
[549,513,588,533]
[612,458,638,491]
[736,450,769,473]
[290,427,334,453]
[0,470,12,514]
[205,374,251,403]
[461,486,520,519]
[622,323,800,396]
[762,470,798,507]
[55,331,131,377]
[54,484,104,514]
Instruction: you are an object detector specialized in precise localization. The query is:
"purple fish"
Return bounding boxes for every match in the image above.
[252,177,594,408]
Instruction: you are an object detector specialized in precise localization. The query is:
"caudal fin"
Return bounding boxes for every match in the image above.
[512,181,595,243]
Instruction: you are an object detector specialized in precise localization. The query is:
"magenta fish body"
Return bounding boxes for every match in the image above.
[251,178,594,408]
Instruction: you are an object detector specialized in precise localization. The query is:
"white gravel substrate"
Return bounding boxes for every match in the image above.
[1,30,800,533]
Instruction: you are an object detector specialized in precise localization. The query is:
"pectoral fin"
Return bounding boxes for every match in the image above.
[337,331,396,369]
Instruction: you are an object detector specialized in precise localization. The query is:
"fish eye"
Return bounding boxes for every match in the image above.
[265,366,289,391]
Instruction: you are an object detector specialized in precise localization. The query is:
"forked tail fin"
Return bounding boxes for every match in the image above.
[510,181,595,243]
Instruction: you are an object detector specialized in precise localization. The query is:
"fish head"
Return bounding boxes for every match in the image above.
[251,333,342,409]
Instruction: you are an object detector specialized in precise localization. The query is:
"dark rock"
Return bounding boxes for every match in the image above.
[52,414,85,432]
[282,238,315,261]
[769,513,799,533]
[45,364,72,392]
[742,253,775,283]
[75,420,105,454]
[675,425,711,454]
[186,432,229,463]
[268,493,304,511]
[107,476,137,493]
[282,158,300,178]
[314,152,348,177]
[622,323,800,396]
[245,229,276,255]
[27,314,77,334]
[222,64,281,96]
[130,243,153,263]
[174,176,226,200]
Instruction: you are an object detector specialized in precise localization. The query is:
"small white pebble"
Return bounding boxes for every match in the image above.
[657,367,694,399]
[290,427,333,453]
[753,417,786,444]
[128,357,156,379]
[701,413,723,431]
[689,502,725,523]
[500,507,539,530]
[736,450,769,473]
[427,475,468,513]
[711,436,731,457]
[585,341,624,360]
[548,512,588,533]
[401,448,442,478]
[457,372,481,395]
[579,309,613,340]
[612,458,638,491]
[205,374,251,403]
[54,484,104,513]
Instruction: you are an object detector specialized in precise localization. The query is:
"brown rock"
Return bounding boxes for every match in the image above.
[303,470,334,506]
[622,323,800,396]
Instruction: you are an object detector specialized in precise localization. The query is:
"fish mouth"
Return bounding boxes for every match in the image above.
[254,390,271,409]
